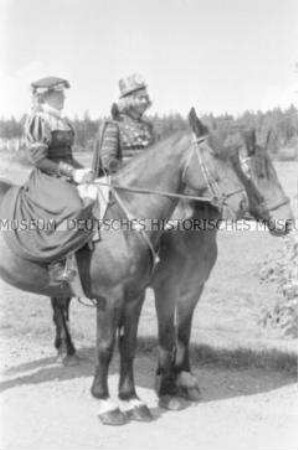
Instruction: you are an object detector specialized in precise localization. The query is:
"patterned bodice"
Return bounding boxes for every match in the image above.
[118,114,154,151]
[96,113,155,174]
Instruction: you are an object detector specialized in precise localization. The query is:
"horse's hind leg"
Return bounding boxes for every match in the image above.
[175,285,204,402]
[118,291,153,422]
[51,297,76,364]
[154,284,189,411]
[91,293,127,426]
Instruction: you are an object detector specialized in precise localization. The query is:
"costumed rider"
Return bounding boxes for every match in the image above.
[92,73,155,176]
[19,76,97,283]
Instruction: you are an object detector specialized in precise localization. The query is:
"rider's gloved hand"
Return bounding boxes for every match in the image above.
[77,183,98,205]
[27,142,48,164]
[73,169,94,184]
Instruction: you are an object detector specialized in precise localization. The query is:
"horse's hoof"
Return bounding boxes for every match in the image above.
[176,372,202,402]
[159,395,190,411]
[98,408,128,426]
[183,387,202,402]
[55,354,64,365]
[126,404,154,422]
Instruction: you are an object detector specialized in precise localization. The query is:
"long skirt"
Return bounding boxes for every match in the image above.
[0,169,93,263]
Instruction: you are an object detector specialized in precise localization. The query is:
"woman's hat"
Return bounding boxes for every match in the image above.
[31,77,70,95]
[119,73,147,98]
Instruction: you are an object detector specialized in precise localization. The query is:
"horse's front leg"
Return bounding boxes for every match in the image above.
[118,291,153,422]
[91,293,127,426]
[154,284,189,411]
[174,284,204,402]
[51,297,77,365]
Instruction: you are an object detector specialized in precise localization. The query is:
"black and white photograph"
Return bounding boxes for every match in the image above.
[0,0,297,449]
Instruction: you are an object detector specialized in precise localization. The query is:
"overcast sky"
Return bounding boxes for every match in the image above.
[0,0,297,118]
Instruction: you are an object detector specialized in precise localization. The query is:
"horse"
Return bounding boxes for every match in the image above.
[38,112,293,420]
[0,127,248,425]
[151,121,293,410]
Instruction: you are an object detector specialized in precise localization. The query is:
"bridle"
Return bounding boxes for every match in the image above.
[94,135,246,210]
[182,135,247,212]
[92,134,247,273]
[238,154,291,216]
[257,196,291,215]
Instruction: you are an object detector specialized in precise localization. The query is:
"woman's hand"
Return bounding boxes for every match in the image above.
[73,169,94,184]
[27,142,48,164]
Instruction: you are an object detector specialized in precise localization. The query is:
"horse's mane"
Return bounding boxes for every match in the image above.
[208,121,275,179]
[188,109,247,162]
[206,126,246,161]
[251,144,276,180]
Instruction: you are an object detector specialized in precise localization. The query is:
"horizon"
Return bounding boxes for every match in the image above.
[0,104,297,123]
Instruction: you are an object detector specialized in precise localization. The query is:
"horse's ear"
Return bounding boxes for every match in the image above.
[188,107,209,137]
[243,129,257,156]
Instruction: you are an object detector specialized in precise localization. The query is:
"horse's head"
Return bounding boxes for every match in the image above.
[183,108,248,220]
[234,129,293,235]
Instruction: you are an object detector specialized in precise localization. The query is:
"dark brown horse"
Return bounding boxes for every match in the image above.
[0,130,247,425]
[48,119,293,414]
[151,122,293,410]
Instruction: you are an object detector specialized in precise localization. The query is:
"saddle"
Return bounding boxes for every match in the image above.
[47,178,111,296]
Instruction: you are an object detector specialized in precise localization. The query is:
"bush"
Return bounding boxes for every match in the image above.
[277,146,298,161]
[260,234,298,338]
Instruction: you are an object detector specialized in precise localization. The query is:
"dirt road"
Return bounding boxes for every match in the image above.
[0,336,297,450]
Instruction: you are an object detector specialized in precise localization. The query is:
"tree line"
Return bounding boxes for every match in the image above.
[0,106,297,159]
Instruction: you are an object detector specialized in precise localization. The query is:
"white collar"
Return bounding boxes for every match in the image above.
[42,104,63,119]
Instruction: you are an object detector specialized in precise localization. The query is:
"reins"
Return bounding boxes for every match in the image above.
[93,135,243,208]
[111,186,160,267]
[259,196,291,214]
[93,180,214,204]
[78,134,246,307]
[90,136,245,277]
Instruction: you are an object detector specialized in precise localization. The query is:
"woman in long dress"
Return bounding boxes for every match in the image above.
[3,76,97,282]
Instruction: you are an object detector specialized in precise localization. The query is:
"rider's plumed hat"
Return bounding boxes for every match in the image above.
[31,77,70,95]
[118,73,147,98]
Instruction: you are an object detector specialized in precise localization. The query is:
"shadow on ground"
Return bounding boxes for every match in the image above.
[1,337,296,406]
